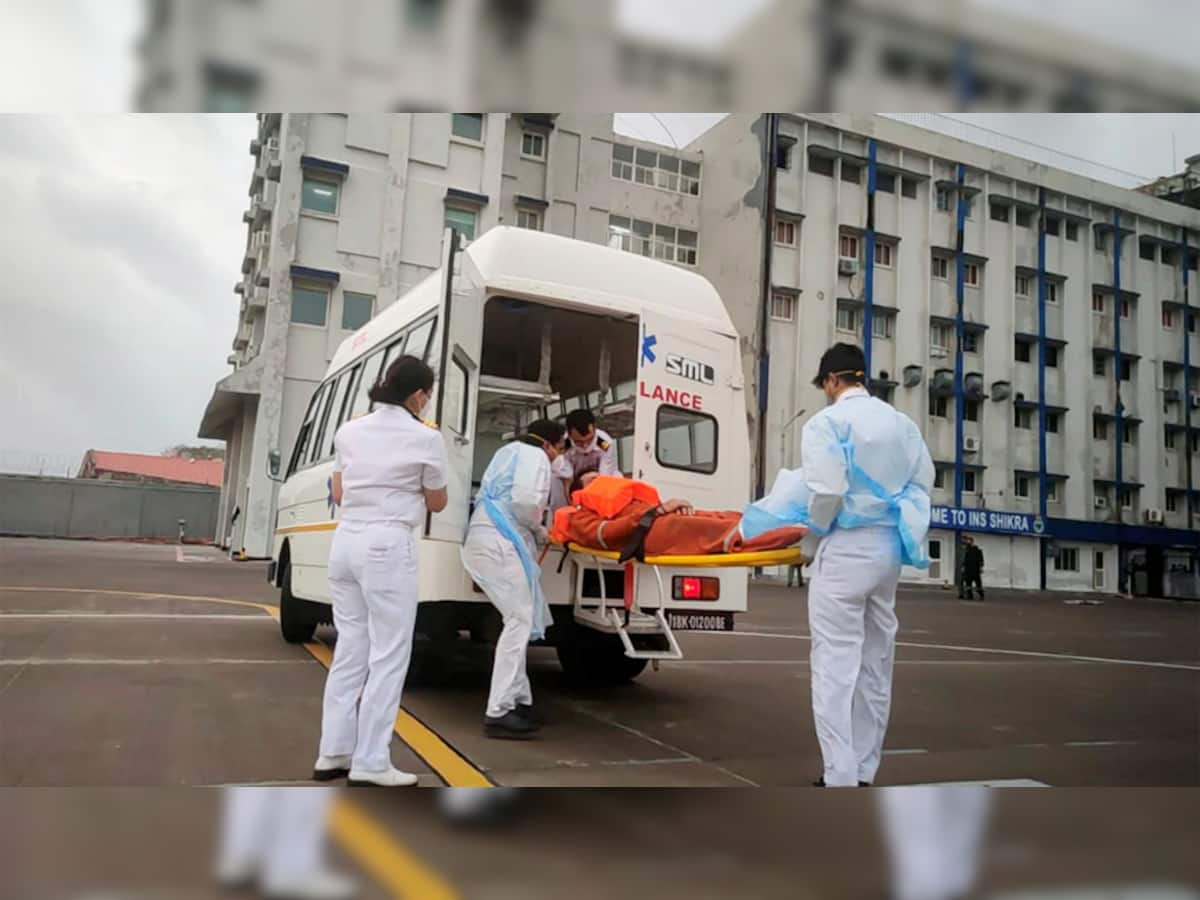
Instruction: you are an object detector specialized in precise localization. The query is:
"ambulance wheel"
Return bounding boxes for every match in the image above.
[555,617,648,686]
[279,564,320,644]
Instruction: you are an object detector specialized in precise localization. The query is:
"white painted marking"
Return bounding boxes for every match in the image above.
[597,757,698,768]
[0,658,310,666]
[908,779,1051,787]
[1064,740,1140,748]
[0,613,269,621]
[715,631,1200,672]
[176,546,212,563]
[882,748,928,756]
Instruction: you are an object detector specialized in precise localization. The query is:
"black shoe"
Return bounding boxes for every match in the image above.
[859,781,872,787]
[813,777,872,787]
[516,703,543,725]
[484,710,540,740]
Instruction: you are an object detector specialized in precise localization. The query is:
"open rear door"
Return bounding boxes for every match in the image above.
[426,228,481,542]
[633,311,746,511]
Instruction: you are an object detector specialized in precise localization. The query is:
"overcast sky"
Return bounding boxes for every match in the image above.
[2,2,1200,472]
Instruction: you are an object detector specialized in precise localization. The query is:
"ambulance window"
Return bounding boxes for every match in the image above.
[349,349,386,420]
[656,406,718,474]
[287,382,327,477]
[370,337,408,411]
[443,356,469,434]
[312,371,348,463]
[404,317,436,361]
[326,366,360,452]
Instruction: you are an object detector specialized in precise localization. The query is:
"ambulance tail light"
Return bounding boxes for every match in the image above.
[673,576,720,601]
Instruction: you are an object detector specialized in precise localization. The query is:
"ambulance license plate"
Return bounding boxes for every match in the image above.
[667,612,734,632]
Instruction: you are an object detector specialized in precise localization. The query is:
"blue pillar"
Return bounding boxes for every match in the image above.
[864,140,877,378]
[954,164,967,508]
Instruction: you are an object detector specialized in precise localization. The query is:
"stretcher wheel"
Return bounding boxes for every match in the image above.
[279,563,322,644]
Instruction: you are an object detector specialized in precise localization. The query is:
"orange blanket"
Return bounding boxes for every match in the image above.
[551,476,806,558]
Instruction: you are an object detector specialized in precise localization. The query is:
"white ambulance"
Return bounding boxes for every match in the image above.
[267,227,754,684]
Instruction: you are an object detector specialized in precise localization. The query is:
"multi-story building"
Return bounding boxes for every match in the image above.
[1140,154,1200,209]
[691,114,1200,596]
[198,113,703,558]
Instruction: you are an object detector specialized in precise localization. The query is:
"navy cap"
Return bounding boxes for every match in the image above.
[812,342,867,388]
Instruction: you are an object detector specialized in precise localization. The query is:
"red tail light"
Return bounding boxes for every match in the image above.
[673,576,719,601]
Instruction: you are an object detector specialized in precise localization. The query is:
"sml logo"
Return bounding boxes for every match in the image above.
[665,352,715,386]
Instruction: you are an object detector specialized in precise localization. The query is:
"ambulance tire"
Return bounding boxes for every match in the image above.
[555,617,648,686]
[279,564,322,644]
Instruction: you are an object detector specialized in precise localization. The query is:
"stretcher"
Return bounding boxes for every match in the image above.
[546,541,806,662]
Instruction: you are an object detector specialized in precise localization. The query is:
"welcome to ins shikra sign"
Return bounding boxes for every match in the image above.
[931,506,1046,536]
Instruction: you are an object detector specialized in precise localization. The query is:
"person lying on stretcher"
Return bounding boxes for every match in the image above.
[550,476,807,564]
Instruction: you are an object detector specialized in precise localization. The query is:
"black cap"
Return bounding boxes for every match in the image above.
[812,342,867,388]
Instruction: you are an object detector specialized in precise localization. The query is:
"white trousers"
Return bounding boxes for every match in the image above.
[216,787,334,889]
[319,521,419,773]
[808,525,902,786]
[461,525,534,719]
[878,786,992,900]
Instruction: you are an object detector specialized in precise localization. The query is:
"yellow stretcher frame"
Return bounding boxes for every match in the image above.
[552,543,805,569]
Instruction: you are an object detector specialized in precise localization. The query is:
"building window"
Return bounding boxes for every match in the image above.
[964,399,980,422]
[1190,312,1197,334]
[901,178,917,199]
[837,303,860,334]
[1046,412,1060,433]
[1119,358,1133,381]
[876,172,896,194]
[1045,216,1061,236]
[935,188,950,211]
[516,208,541,231]
[1046,346,1060,368]
[932,397,949,419]
[1066,221,1079,241]
[1095,231,1108,254]
[406,0,443,29]
[1091,292,1106,313]
[611,143,634,180]
[1093,418,1108,441]
[1093,356,1106,377]
[676,229,699,265]
[1122,424,1137,445]
[451,113,484,142]
[776,140,793,170]
[771,292,795,322]
[964,263,980,287]
[1047,283,1058,304]
[1119,298,1131,319]
[1120,488,1134,510]
[962,331,979,354]
[963,471,977,494]
[1015,408,1032,429]
[1140,241,1156,261]
[608,216,696,265]
[611,143,700,196]
[301,176,339,215]
[1054,547,1079,572]
[963,196,976,219]
[1163,307,1178,329]
[841,162,861,184]
[872,315,894,339]
[930,324,952,354]
[934,469,946,489]
[808,151,835,177]
[840,234,860,260]
[521,131,546,160]
[341,291,374,331]
[1192,433,1200,454]
[775,219,797,246]
[1015,474,1030,498]
[1166,492,1179,513]
[1015,274,1030,297]
[1046,480,1059,503]
[291,285,329,327]
[1165,428,1177,450]
[990,201,1010,223]
[874,242,893,268]
[932,257,949,280]
[1015,208,1032,228]
[1014,340,1031,363]
[445,206,477,240]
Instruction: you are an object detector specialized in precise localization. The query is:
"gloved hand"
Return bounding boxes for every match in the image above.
[533,524,549,547]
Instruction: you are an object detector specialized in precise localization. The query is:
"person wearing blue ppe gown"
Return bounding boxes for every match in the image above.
[743,342,934,787]
[462,418,567,740]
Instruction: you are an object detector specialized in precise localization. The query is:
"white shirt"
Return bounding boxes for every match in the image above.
[334,404,449,526]
[551,427,620,485]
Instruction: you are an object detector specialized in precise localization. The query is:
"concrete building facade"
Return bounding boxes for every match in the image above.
[691,114,1200,596]
[199,113,703,558]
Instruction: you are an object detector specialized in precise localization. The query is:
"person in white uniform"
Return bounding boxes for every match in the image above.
[313,355,449,787]
[743,342,934,788]
[462,418,567,739]
[552,408,619,496]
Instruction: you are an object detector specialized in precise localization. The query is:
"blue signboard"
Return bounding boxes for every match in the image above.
[931,506,1046,536]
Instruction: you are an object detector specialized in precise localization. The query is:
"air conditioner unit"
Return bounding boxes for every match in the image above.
[838,258,859,276]
[1145,508,1165,524]
[1015,392,1025,402]
[963,436,980,453]
[1095,496,1108,509]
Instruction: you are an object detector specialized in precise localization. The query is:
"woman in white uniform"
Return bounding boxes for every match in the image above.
[462,419,566,739]
[313,355,449,787]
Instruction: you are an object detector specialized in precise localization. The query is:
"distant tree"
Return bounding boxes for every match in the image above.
[163,444,225,460]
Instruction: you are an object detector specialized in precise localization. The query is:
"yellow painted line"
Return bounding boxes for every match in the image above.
[329,800,460,900]
[299,639,494,788]
[275,523,339,535]
[3,585,493,788]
